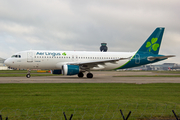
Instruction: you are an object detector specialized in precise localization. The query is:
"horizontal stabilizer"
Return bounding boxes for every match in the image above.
[148,55,175,61]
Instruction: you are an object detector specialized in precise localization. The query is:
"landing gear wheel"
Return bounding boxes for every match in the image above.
[26,69,31,78]
[78,72,84,78]
[86,73,93,78]
[26,74,31,78]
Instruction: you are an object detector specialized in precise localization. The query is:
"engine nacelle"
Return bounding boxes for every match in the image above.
[62,65,79,75]
[51,69,62,74]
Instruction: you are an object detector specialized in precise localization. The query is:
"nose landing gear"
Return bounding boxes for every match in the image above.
[26,69,31,78]
[26,74,31,78]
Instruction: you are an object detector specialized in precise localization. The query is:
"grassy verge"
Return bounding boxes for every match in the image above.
[0,70,60,77]
[0,70,39,73]
[0,83,179,119]
[153,71,180,74]
[0,74,58,77]
[113,75,180,77]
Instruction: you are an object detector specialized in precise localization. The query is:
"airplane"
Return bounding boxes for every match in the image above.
[4,27,175,78]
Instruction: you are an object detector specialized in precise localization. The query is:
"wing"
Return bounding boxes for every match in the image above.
[67,56,132,70]
[148,55,175,61]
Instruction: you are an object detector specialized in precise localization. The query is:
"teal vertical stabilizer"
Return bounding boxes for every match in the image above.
[138,27,165,54]
[117,27,166,69]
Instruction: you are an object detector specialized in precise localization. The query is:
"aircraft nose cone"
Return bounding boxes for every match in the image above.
[4,59,10,66]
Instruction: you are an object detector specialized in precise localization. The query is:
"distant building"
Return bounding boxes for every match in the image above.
[123,63,179,71]
[0,57,9,70]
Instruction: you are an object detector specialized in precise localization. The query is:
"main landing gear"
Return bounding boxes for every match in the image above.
[78,72,84,78]
[78,72,93,78]
[86,73,93,78]
[26,69,31,78]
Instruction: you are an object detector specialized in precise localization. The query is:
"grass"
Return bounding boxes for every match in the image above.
[0,70,60,77]
[153,71,180,74]
[0,70,180,119]
[0,74,58,77]
[0,83,180,119]
[0,70,39,73]
[114,75,180,77]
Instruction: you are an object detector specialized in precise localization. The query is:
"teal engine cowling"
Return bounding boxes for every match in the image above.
[51,69,62,74]
[62,65,80,75]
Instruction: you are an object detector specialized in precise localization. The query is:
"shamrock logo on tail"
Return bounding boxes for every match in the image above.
[146,38,159,52]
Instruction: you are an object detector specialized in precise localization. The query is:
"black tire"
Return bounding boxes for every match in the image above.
[26,74,31,78]
[78,72,84,78]
[86,73,93,78]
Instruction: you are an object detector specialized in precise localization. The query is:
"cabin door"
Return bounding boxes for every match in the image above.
[27,52,33,62]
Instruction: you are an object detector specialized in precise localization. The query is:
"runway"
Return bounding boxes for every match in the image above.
[1,71,180,84]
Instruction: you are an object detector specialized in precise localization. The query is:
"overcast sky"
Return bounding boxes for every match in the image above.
[0,0,179,64]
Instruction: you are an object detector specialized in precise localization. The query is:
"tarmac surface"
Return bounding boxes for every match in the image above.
[0,71,180,84]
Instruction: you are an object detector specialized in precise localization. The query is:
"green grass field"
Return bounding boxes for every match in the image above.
[0,83,180,119]
[0,70,59,77]
[0,70,180,119]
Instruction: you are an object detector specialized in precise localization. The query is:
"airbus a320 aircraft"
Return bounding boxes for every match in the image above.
[4,27,175,78]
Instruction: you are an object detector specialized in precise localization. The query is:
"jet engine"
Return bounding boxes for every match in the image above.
[51,69,62,74]
[62,65,80,75]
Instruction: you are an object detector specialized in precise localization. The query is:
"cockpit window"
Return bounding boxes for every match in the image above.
[11,55,21,58]
[11,55,16,58]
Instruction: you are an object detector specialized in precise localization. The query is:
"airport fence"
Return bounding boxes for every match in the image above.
[0,103,180,120]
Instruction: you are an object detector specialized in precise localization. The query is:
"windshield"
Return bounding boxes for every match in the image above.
[11,55,21,58]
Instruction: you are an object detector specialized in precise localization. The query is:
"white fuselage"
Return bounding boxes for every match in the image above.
[5,50,135,70]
